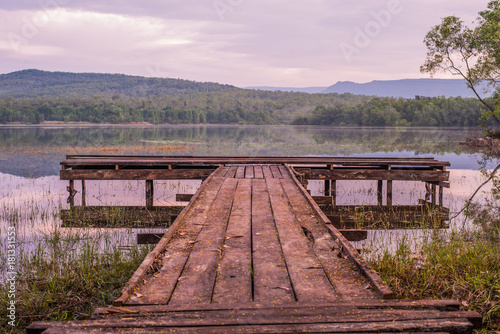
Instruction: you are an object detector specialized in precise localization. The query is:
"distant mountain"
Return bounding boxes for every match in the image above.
[0,69,237,98]
[322,79,489,98]
[245,86,327,94]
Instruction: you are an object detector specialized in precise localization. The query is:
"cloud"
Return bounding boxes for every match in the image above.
[0,0,494,86]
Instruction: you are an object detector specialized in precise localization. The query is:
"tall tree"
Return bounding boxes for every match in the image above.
[421,1,500,134]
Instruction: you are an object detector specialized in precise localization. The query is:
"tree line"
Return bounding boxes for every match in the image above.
[0,93,491,126]
[292,96,490,127]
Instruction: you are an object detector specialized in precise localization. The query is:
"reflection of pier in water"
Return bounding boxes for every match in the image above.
[59,155,450,234]
[28,155,481,334]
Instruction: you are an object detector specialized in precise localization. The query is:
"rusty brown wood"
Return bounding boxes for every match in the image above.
[283,164,394,300]
[113,166,224,307]
[212,178,252,304]
[296,168,449,182]
[266,177,338,303]
[60,169,215,180]
[245,165,255,179]
[235,166,245,179]
[168,177,238,305]
[251,178,294,304]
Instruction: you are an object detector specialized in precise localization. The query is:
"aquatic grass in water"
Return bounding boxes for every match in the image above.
[0,227,152,333]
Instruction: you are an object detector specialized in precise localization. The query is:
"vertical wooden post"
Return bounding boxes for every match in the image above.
[68,180,75,208]
[431,184,436,206]
[425,183,431,203]
[324,180,331,196]
[439,186,443,207]
[325,164,332,196]
[81,180,86,207]
[332,180,336,207]
[377,180,383,206]
[387,180,393,207]
[146,180,154,209]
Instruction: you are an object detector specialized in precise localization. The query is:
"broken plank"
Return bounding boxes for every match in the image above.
[266,177,338,303]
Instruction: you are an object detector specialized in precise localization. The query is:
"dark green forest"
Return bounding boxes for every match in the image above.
[0,70,492,126]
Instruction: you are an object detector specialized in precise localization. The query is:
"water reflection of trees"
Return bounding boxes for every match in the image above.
[0,126,480,177]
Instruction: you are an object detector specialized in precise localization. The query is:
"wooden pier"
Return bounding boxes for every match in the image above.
[28,156,480,333]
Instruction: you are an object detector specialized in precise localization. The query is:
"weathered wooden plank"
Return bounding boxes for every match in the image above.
[262,165,273,179]
[235,166,245,179]
[113,167,224,307]
[61,155,451,168]
[60,206,182,227]
[28,308,479,333]
[217,167,230,177]
[212,178,252,304]
[125,176,226,306]
[251,178,295,304]
[279,178,377,300]
[60,169,214,180]
[253,165,264,179]
[245,165,255,179]
[278,165,291,179]
[226,166,238,178]
[266,177,338,303]
[168,177,238,305]
[270,165,282,179]
[295,168,449,181]
[175,193,193,202]
[283,165,394,300]
[95,299,464,316]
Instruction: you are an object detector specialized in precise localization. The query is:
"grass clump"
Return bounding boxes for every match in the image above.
[370,228,500,331]
[0,232,152,333]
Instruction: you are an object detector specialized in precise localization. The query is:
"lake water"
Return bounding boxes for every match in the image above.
[0,125,496,261]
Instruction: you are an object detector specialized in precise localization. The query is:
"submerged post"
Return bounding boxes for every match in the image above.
[81,180,86,207]
[146,180,154,209]
[67,180,75,208]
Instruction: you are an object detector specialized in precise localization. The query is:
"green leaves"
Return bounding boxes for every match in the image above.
[421,1,500,129]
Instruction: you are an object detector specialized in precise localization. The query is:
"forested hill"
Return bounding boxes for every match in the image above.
[0,69,237,98]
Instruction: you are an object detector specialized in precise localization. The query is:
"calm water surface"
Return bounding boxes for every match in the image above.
[0,125,495,259]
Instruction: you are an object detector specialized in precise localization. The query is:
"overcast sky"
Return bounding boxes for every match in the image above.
[0,0,491,87]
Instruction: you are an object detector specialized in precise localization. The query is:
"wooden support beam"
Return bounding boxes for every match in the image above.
[175,194,193,202]
[312,196,334,206]
[146,180,154,209]
[137,233,164,245]
[60,169,215,180]
[136,229,368,245]
[294,168,449,181]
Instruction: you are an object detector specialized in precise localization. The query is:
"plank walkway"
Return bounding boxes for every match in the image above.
[29,163,479,334]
